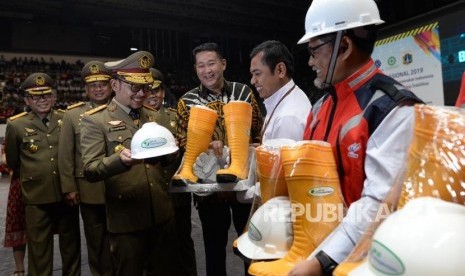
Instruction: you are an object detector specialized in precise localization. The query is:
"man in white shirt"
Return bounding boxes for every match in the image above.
[250,40,311,142]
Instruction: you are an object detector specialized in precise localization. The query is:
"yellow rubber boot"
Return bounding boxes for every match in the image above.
[217,101,252,183]
[398,105,465,208]
[172,105,218,184]
[255,147,288,204]
[248,142,344,276]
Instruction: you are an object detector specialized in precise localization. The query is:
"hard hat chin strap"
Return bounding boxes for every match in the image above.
[323,30,344,86]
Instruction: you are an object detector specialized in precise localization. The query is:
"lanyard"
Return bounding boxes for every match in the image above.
[261,84,296,138]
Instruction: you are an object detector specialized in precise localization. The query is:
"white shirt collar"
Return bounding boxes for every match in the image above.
[263,79,295,116]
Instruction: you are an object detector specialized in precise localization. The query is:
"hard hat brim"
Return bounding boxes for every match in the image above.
[237,231,289,260]
[131,146,179,159]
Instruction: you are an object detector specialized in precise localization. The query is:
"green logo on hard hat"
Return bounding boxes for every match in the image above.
[247,222,262,241]
[308,187,334,197]
[369,240,405,275]
[141,137,167,148]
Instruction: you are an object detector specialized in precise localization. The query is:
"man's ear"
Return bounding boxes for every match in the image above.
[110,79,119,91]
[340,36,352,59]
[276,62,286,78]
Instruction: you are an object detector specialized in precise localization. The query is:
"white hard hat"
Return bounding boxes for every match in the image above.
[298,0,384,44]
[131,122,179,159]
[237,196,293,260]
[350,197,465,276]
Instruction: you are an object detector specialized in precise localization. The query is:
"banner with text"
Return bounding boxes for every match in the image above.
[373,22,443,105]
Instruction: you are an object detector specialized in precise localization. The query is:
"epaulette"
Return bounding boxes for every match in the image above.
[143,104,155,111]
[84,104,107,116]
[168,107,176,112]
[67,102,85,110]
[57,109,66,113]
[8,112,27,121]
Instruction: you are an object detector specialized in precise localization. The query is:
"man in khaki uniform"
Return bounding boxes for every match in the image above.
[145,68,197,276]
[80,51,179,275]
[4,73,81,275]
[58,61,114,275]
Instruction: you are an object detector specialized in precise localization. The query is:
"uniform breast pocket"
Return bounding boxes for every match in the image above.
[22,136,41,154]
[107,130,133,153]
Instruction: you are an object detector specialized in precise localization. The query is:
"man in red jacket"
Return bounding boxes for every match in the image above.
[289,0,422,275]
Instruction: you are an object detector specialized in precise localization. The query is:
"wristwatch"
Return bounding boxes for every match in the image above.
[315,250,338,276]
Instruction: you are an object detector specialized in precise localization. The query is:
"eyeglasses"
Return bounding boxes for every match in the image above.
[119,79,151,93]
[28,94,52,101]
[308,39,334,58]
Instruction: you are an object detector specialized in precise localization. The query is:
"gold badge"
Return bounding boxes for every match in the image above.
[35,75,45,86]
[90,64,100,74]
[139,55,152,69]
[28,140,38,153]
[108,120,123,126]
[114,144,126,153]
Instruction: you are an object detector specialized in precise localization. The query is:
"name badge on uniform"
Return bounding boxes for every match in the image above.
[109,126,127,132]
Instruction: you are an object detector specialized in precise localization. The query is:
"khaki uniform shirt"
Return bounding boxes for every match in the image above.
[59,102,106,204]
[154,106,177,135]
[80,99,174,233]
[5,110,64,204]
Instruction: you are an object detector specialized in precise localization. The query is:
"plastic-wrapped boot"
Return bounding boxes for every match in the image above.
[255,147,288,204]
[248,142,344,276]
[172,105,218,184]
[216,101,252,183]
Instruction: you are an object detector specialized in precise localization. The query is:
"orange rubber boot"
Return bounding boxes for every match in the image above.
[248,142,344,276]
[172,105,218,184]
[217,101,252,183]
[255,147,288,204]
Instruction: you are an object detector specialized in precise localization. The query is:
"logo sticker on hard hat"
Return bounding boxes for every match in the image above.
[307,187,334,197]
[141,137,167,148]
[369,240,405,275]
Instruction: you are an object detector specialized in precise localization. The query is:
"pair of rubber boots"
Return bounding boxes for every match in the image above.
[248,141,345,276]
[172,101,252,184]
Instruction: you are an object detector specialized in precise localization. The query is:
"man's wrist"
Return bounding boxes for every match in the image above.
[315,250,338,276]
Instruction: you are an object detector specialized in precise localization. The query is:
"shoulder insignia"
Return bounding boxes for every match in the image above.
[84,104,107,116]
[9,112,27,121]
[58,109,66,113]
[143,104,155,111]
[67,102,85,110]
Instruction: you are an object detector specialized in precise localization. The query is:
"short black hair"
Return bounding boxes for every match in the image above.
[192,42,224,62]
[250,40,295,78]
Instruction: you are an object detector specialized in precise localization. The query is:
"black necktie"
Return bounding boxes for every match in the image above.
[42,117,49,127]
[129,109,139,120]
[129,109,140,126]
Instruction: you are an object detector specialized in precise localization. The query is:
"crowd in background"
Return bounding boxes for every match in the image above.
[0,54,195,122]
